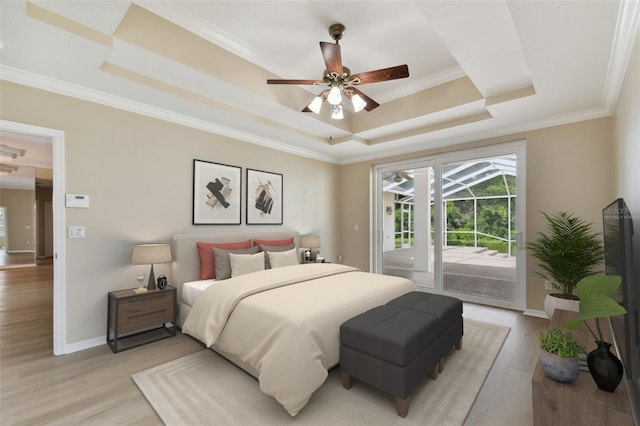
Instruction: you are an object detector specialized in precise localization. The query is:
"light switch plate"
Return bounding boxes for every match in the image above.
[68,226,86,239]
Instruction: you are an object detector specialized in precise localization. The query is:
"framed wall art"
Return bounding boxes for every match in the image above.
[192,159,241,225]
[246,168,283,225]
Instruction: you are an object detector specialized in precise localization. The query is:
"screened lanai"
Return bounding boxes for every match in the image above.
[382,155,517,303]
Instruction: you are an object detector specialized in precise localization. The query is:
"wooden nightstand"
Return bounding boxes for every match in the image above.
[107,285,177,353]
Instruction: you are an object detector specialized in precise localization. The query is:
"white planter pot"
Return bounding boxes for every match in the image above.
[544,293,580,319]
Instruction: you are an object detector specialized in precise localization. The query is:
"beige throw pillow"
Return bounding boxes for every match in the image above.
[212,246,259,280]
[229,251,265,277]
[267,248,299,269]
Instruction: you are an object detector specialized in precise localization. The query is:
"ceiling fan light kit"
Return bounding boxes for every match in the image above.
[267,23,409,120]
[331,105,344,120]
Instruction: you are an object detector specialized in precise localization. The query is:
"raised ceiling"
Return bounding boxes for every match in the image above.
[1,1,638,164]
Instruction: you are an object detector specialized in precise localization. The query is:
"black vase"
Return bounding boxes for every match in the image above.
[587,341,624,392]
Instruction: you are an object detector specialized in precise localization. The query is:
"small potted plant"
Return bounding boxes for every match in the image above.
[564,274,627,392]
[527,211,604,318]
[538,329,584,382]
[538,328,584,382]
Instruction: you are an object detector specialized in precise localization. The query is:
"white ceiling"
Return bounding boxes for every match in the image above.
[0,1,638,165]
[0,131,53,189]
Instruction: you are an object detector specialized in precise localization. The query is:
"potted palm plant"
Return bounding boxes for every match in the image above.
[538,328,584,382]
[564,274,627,392]
[527,211,604,318]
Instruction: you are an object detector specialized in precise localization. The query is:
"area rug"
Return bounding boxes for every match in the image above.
[132,319,509,426]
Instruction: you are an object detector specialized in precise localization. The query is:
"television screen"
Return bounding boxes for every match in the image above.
[603,198,639,381]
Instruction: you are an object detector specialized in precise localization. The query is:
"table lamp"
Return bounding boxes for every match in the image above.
[300,235,321,262]
[131,243,172,290]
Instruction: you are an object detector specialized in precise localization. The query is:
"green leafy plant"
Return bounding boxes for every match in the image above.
[528,211,604,296]
[564,274,627,342]
[538,328,584,358]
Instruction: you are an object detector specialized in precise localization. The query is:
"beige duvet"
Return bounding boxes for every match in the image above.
[182,263,415,416]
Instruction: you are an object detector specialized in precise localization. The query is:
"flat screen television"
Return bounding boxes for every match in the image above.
[602,198,640,381]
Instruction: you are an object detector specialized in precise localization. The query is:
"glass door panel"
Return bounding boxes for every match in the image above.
[382,167,435,290]
[441,155,517,303]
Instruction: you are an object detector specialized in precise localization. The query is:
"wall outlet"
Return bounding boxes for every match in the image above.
[338,255,343,263]
[544,280,553,290]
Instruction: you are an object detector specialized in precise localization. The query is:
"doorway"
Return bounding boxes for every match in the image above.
[374,141,526,311]
[0,120,66,355]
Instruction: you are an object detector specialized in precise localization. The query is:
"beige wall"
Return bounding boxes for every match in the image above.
[612,26,639,211]
[1,81,340,345]
[0,188,35,252]
[339,117,614,312]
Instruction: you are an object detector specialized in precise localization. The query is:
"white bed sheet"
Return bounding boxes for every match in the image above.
[181,279,217,306]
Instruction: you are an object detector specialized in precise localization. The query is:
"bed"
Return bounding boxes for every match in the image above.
[172,231,416,416]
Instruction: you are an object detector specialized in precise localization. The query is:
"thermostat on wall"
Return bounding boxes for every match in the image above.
[66,194,90,208]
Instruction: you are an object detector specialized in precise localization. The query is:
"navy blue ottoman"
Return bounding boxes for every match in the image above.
[340,292,463,417]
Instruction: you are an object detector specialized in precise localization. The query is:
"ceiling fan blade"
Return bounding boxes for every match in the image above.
[267,79,320,85]
[350,87,380,111]
[320,41,343,76]
[350,64,409,85]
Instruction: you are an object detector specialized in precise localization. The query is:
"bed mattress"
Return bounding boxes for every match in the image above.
[181,279,216,306]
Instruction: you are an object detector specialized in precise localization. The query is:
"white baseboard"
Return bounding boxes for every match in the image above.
[524,309,548,319]
[64,335,106,354]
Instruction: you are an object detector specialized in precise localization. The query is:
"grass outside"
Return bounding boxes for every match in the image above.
[395,234,514,255]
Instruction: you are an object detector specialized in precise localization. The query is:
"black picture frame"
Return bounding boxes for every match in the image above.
[192,159,241,225]
[246,168,283,225]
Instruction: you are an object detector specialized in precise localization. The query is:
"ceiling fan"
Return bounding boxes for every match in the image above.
[267,23,409,120]
[394,172,412,183]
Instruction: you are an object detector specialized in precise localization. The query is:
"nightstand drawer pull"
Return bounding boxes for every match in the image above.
[128,308,167,319]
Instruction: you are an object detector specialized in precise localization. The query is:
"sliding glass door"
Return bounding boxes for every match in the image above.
[374,142,526,311]
[441,155,518,304]
[380,167,436,290]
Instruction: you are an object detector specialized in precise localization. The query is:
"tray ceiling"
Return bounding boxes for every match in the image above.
[0,1,637,164]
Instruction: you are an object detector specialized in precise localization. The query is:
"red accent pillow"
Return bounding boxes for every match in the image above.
[253,237,294,249]
[196,240,252,279]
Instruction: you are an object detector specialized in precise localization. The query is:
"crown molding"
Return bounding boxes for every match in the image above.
[601,0,640,113]
[375,67,467,104]
[1,65,617,168]
[0,65,340,164]
[339,106,612,165]
[136,1,255,61]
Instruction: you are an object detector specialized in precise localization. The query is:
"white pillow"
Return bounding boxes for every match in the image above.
[229,251,265,277]
[267,248,299,269]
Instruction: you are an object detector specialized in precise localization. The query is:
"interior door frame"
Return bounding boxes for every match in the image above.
[373,140,527,311]
[1,120,66,355]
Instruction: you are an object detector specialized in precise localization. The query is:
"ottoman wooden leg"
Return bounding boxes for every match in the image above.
[428,364,439,380]
[395,396,409,418]
[455,337,463,350]
[341,372,354,389]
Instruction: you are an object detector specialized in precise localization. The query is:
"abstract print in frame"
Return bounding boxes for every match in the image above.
[193,159,241,225]
[246,168,283,225]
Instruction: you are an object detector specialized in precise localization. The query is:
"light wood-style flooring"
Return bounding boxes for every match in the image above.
[0,264,547,425]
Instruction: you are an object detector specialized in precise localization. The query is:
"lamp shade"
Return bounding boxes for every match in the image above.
[300,235,321,249]
[131,244,172,265]
[308,96,323,114]
[351,94,367,112]
[331,105,344,120]
[327,86,342,106]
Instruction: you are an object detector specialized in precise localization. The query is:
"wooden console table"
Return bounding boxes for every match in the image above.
[532,309,633,425]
